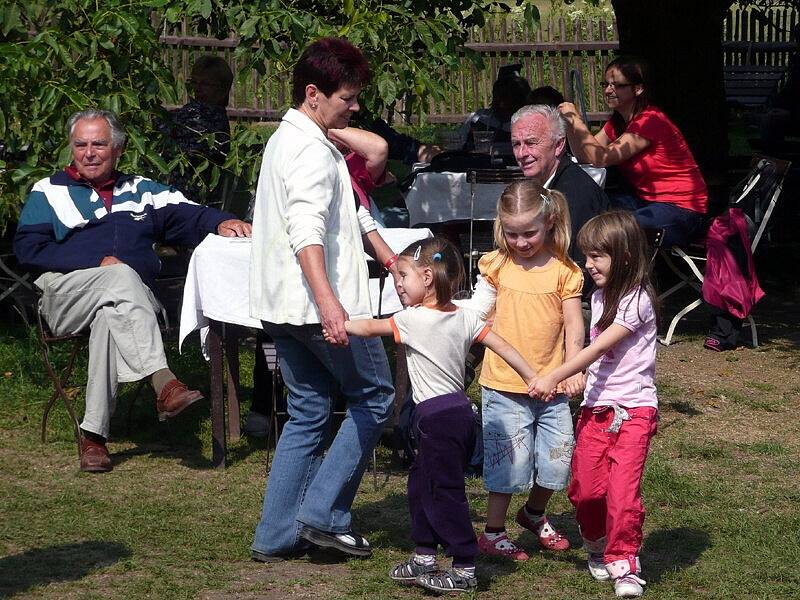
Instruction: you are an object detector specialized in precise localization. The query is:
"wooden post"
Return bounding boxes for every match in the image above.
[208,319,226,468]
[224,323,241,442]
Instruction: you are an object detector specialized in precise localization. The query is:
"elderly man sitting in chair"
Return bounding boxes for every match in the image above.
[14,109,251,473]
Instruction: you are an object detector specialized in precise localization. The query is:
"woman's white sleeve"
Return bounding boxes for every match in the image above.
[453,275,496,320]
[284,146,335,254]
[357,204,377,234]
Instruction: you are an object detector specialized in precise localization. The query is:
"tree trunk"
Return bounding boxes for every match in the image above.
[611,0,733,185]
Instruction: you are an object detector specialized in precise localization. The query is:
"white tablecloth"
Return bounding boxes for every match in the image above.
[404,165,606,227]
[179,228,432,353]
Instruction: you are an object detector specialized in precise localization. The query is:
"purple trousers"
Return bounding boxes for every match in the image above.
[409,391,478,566]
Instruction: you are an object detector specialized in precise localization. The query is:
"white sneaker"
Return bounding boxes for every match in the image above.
[242,411,269,437]
[588,553,610,581]
[614,574,646,598]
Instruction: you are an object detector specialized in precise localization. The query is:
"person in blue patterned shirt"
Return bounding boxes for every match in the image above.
[14,109,250,473]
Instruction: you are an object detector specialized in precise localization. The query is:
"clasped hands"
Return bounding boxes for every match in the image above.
[527,372,586,401]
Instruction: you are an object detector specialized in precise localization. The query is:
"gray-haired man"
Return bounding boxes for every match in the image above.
[511,104,609,276]
[14,109,251,472]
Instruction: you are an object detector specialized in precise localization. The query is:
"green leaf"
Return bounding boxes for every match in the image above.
[147,151,170,175]
[377,75,398,105]
[86,61,105,82]
[240,16,259,38]
[523,3,540,28]
[127,130,146,155]
[198,0,213,20]
[1,3,22,37]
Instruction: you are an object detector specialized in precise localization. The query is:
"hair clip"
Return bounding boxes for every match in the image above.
[413,245,422,261]
[540,193,549,204]
[432,252,443,262]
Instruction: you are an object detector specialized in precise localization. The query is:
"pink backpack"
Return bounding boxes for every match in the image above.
[702,207,764,319]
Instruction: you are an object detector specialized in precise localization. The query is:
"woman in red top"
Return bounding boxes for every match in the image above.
[558,57,707,247]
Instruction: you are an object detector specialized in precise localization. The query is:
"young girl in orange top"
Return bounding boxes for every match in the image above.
[466,180,585,560]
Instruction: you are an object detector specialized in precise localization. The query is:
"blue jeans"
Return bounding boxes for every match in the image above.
[252,322,394,556]
[608,193,705,248]
[481,388,575,493]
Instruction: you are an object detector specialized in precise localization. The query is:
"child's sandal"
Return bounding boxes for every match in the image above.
[389,557,437,584]
[416,568,477,594]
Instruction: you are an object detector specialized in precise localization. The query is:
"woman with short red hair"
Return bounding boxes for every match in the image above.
[249,37,398,561]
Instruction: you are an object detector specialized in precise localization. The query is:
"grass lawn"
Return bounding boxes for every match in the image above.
[1,269,799,598]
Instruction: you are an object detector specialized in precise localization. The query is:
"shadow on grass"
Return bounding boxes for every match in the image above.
[353,491,412,551]
[0,540,130,597]
[641,527,711,584]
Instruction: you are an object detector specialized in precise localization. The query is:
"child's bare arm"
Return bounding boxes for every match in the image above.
[345,318,394,337]
[529,323,633,399]
[561,297,587,397]
[481,330,536,384]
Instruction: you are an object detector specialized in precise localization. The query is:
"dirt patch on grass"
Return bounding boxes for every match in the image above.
[201,559,352,600]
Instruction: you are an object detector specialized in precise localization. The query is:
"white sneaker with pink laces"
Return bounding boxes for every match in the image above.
[608,557,646,598]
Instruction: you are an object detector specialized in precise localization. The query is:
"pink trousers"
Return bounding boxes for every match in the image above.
[567,406,657,566]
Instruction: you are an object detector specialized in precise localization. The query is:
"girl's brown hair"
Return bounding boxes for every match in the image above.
[398,237,464,308]
[577,211,659,331]
[492,179,572,266]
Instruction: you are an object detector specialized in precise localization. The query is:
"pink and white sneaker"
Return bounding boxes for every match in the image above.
[515,507,571,551]
[608,557,646,598]
[478,532,529,561]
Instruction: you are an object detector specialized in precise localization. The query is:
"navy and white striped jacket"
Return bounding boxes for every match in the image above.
[14,170,233,289]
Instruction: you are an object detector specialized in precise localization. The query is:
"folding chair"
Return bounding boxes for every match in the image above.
[644,227,665,267]
[658,155,791,346]
[37,290,171,454]
[0,253,38,325]
[37,309,87,457]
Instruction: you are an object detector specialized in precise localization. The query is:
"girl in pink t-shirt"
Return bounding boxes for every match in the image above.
[530,211,659,599]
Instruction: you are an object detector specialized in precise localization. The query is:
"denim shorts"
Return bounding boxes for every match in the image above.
[481,387,575,493]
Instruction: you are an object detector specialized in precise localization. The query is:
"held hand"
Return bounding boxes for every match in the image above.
[528,376,558,401]
[100,256,123,267]
[563,372,587,398]
[217,219,252,238]
[318,295,349,346]
[417,143,443,163]
[321,326,337,344]
[557,102,580,123]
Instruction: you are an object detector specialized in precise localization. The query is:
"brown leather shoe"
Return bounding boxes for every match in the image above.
[80,437,112,473]
[157,379,203,421]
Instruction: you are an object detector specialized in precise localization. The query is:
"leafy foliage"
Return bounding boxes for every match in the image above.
[0,0,537,232]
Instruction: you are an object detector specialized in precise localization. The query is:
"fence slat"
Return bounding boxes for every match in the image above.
[156,7,795,123]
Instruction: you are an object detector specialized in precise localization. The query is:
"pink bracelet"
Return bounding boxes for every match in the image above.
[384,254,399,270]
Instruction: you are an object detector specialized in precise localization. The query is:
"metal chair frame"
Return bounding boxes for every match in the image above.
[466,169,526,286]
[37,291,172,453]
[658,155,791,346]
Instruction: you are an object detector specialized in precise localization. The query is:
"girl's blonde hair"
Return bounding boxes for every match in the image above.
[492,180,572,264]
[398,237,464,308]
[577,211,659,331]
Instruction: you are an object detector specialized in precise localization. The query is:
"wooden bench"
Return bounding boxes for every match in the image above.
[724,64,787,110]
